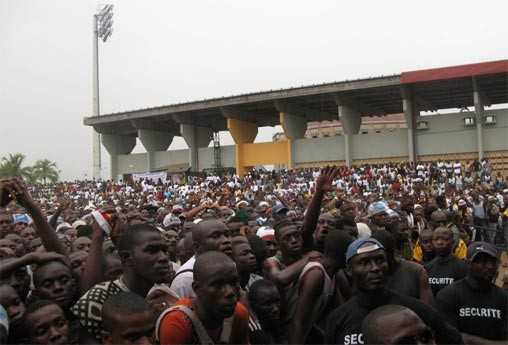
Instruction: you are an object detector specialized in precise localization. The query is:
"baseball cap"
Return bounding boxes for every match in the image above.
[272,203,289,215]
[13,214,31,224]
[367,201,389,217]
[467,241,498,261]
[346,238,385,262]
[256,226,275,241]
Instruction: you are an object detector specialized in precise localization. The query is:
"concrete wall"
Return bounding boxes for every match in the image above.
[197,146,235,171]
[352,130,408,159]
[416,108,508,155]
[112,109,508,176]
[293,136,345,163]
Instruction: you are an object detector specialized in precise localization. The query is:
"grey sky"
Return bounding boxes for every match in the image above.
[1,0,507,180]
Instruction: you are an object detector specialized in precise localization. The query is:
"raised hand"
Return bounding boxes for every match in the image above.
[315,166,340,192]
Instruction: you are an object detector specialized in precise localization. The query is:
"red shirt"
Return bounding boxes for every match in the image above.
[158,298,249,345]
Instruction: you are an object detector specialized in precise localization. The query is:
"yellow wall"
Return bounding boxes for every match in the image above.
[235,141,291,176]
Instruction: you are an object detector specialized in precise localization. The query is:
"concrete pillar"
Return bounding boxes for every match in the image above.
[280,112,307,169]
[473,78,484,160]
[180,124,212,172]
[101,134,136,180]
[227,118,258,176]
[280,112,307,140]
[338,104,361,167]
[402,86,418,163]
[138,129,173,172]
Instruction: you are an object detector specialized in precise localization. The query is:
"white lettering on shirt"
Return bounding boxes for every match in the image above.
[459,308,502,319]
[428,277,454,285]
[344,333,364,345]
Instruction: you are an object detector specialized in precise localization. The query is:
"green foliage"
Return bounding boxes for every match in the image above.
[0,153,59,183]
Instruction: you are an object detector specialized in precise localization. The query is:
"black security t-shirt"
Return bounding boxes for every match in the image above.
[424,254,468,296]
[325,289,463,345]
[436,276,508,341]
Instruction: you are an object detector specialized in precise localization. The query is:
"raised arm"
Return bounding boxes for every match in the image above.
[6,178,68,255]
[301,167,339,250]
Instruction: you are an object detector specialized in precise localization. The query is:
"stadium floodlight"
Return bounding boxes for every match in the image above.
[92,4,114,180]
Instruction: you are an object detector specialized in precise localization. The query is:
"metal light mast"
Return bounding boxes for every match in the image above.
[92,4,114,180]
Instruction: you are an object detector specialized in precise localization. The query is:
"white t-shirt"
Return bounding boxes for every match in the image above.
[170,255,196,298]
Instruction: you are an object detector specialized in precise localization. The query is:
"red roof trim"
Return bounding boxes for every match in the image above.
[401,60,508,84]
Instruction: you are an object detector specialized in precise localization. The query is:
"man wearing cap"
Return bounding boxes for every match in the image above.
[256,227,278,257]
[436,242,507,343]
[325,238,463,345]
[12,214,30,233]
[367,201,390,232]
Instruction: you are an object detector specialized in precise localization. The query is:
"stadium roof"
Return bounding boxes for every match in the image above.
[85,59,508,136]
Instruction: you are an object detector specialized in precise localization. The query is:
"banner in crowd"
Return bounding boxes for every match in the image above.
[132,171,168,183]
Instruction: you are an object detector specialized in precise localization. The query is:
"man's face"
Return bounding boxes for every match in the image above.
[374,309,436,345]
[69,251,88,277]
[14,222,28,233]
[263,238,278,258]
[372,212,388,227]
[232,241,257,274]
[469,253,498,283]
[349,249,388,291]
[0,239,17,256]
[420,232,434,254]
[34,262,76,309]
[104,254,123,281]
[0,284,25,322]
[194,262,240,319]
[131,232,170,284]
[104,311,155,345]
[252,286,281,324]
[315,215,336,247]
[432,229,453,256]
[163,230,178,255]
[20,226,36,242]
[341,204,357,222]
[5,233,25,257]
[277,224,303,257]
[0,213,13,236]
[72,236,91,253]
[0,258,30,300]
[26,304,69,345]
[199,221,233,256]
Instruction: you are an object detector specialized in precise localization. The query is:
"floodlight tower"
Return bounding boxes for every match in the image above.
[92,4,114,180]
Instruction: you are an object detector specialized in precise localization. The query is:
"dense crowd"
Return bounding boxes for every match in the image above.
[0,159,507,345]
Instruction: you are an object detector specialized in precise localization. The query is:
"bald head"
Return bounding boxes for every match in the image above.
[194,251,236,283]
[192,219,232,255]
[362,305,435,345]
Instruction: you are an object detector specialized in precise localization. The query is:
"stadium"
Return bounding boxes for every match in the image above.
[84,59,508,180]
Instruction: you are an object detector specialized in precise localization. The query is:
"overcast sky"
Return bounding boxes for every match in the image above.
[1,0,507,180]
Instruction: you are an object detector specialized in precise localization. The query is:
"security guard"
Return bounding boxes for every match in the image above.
[436,242,507,343]
[424,227,468,296]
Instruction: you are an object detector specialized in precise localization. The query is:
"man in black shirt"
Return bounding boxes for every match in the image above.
[424,227,468,296]
[325,238,462,345]
[436,242,507,343]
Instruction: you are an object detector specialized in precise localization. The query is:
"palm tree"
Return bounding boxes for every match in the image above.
[0,153,32,179]
[32,159,59,184]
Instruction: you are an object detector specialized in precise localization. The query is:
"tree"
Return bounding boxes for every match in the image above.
[0,153,33,179]
[32,159,59,184]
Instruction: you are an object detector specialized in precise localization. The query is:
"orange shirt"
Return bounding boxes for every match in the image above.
[158,298,249,345]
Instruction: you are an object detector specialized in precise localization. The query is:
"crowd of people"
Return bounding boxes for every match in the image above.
[0,159,507,345]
